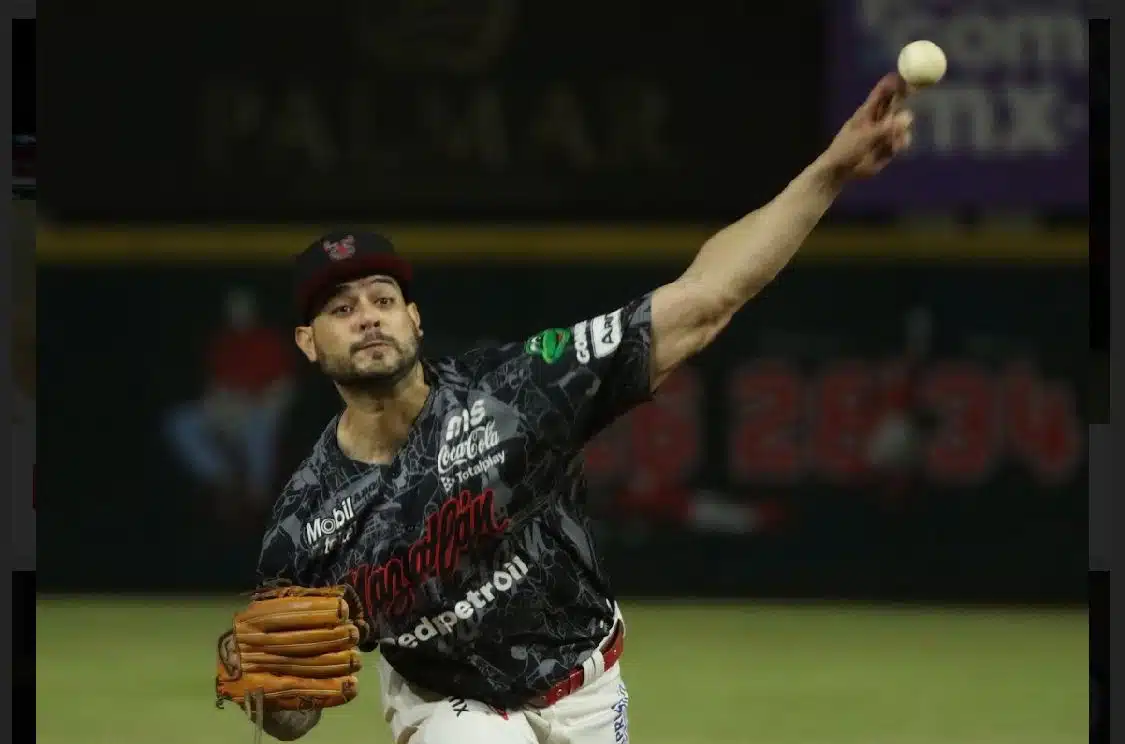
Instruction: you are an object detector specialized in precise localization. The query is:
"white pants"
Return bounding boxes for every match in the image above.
[378,623,629,744]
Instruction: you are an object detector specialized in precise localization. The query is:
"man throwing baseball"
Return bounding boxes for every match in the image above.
[215,74,915,744]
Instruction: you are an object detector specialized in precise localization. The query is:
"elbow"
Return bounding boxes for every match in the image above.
[650,284,734,390]
[681,269,758,328]
[727,268,776,307]
[696,293,737,350]
[695,310,733,353]
[681,282,738,354]
[678,273,739,327]
[677,303,733,367]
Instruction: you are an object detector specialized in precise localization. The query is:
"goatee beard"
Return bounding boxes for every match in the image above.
[337,360,417,395]
[329,338,422,394]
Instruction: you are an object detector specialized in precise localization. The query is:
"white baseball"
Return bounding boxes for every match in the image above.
[896,40,947,87]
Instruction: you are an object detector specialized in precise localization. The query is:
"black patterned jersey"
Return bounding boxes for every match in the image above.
[257,295,654,708]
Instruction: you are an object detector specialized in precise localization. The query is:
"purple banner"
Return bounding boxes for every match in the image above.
[827,1,1088,211]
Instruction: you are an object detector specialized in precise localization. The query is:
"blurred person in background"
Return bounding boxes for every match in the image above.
[12,196,36,571]
[865,306,933,505]
[164,288,295,528]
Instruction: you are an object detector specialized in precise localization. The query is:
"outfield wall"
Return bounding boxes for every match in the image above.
[36,227,1087,602]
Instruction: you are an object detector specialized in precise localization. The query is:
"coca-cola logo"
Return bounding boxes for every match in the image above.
[438,420,500,474]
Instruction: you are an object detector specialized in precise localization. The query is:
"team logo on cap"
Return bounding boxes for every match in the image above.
[323,235,357,261]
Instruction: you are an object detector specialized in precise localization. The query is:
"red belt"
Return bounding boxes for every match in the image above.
[531,621,625,707]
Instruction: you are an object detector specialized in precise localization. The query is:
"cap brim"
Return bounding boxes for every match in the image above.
[297,253,414,321]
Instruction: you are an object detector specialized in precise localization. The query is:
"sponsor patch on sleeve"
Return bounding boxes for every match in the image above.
[524,328,572,364]
[590,309,624,359]
[572,320,591,363]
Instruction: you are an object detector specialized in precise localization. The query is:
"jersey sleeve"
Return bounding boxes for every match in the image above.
[516,293,655,447]
[255,464,323,586]
[256,519,305,586]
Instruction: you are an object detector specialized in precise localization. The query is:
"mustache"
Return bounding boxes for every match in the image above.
[351,333,400,353]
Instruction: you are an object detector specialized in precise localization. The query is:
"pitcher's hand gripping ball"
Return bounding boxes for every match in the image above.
[215,585,370,720]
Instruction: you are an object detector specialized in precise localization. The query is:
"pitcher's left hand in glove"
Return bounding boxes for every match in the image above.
[215,585,370,717]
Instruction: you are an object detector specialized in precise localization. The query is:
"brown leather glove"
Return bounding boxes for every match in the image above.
[215,585,369,717]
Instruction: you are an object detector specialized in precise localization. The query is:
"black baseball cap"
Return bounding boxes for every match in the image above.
[294,230,414,323]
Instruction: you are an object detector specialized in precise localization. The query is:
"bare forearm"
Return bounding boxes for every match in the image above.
[684,156,844,310]
[261,710,321,741]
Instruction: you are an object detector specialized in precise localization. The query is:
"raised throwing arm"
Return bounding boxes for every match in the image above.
[648,74,914,390]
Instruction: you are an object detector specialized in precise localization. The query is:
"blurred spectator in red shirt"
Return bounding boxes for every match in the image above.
[164,288,295,526]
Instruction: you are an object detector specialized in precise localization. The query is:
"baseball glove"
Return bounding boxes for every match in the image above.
[215,585,370,722]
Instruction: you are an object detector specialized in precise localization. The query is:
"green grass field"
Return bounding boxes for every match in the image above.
[38,597,1087,744]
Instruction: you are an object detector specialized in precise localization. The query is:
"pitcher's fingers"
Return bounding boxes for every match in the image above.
[859,73,908,122]
[888,84,920,117]
[873,109,912,140]
[886,111,914,152]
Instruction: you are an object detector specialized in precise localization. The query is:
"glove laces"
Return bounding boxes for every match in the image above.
[245,689,266,744]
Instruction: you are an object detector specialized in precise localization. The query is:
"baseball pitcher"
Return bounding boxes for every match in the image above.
[214,74,915,743]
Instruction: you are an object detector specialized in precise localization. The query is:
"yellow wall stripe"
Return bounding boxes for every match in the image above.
[37,223,1088,264]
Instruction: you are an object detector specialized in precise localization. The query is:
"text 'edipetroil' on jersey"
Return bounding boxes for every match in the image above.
[387,555,532,649]
[573,309,624,364]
